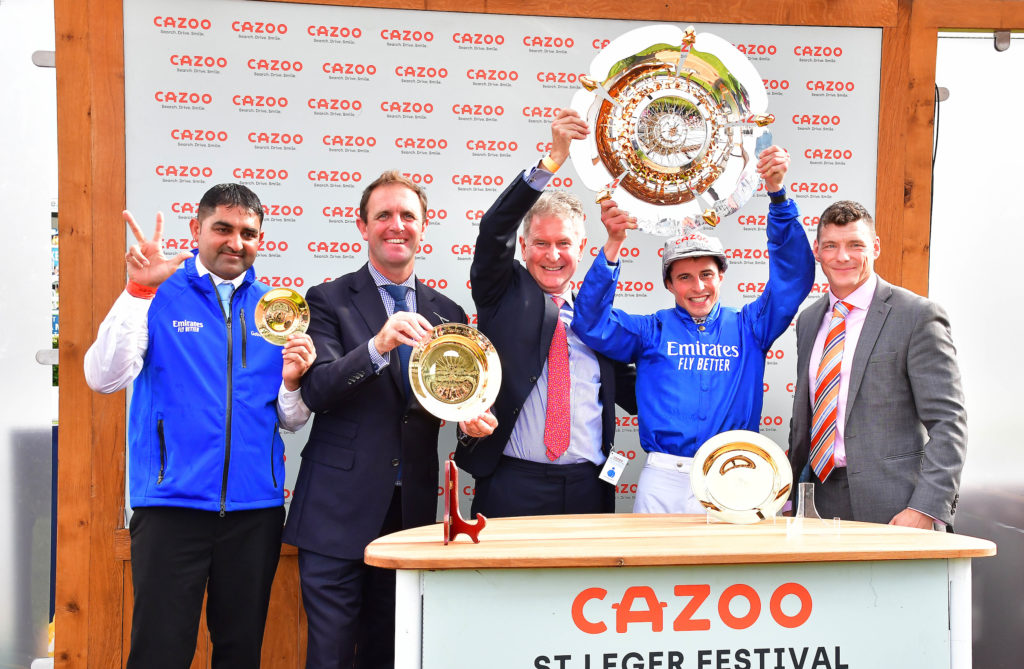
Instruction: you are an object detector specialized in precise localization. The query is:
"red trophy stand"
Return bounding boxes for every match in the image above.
[443,459,486,545]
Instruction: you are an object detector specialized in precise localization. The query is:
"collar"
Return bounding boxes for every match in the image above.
[675,300,721,325]
[829,273,876,313]
[367,262,417,291]
[194,255,245,289]
[547,289,573,308]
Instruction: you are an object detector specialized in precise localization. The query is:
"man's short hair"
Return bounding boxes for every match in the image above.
[521,190,586,241]
[196,183,264,226]
[817,200,875,240]
[359,170,429,222]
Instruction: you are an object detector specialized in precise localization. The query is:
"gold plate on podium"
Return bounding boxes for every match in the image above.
[409,323,501,422]
[254,288,310,346]
[690,430,792,524]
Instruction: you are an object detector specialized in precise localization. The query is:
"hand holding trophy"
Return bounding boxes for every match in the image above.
[570,24,775,236]
[409,323,501,423]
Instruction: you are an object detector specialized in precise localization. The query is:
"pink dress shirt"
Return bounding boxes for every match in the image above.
[807,274,877,467]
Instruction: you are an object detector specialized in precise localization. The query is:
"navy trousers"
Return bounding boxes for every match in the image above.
[298,485,403,669]
[471,455,614,517]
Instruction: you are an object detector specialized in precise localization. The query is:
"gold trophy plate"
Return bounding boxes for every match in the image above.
[690,430,792,524]
[409,323,501,422]
[254,288,310,346]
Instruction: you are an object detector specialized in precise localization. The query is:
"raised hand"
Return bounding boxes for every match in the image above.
[599,197,638,260]
[549,108,590,165]
[124,210,191,288]
[756,145,790,193]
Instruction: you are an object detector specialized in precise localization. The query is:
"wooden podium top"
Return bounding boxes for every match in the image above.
[364,513,996,570]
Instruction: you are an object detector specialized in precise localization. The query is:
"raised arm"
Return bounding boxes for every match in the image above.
[745,146,815,348]
[84,211,191,393]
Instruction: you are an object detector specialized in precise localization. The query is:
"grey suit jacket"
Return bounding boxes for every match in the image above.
[788,277,967,525]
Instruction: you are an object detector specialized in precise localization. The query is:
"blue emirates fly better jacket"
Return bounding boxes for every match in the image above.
[572,198,814,458]
[127,253,287,513]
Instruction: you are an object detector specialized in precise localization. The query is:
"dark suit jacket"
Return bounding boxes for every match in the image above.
[282,264,466,559]
[455,171,637,479]
[788,277,967,525]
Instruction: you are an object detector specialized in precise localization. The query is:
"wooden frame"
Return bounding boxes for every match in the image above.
[52,1,1024,667]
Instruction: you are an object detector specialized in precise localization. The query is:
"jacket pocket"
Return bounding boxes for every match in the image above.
[882,449,924,461]
[270,421,279,488]
[302,442,356,471]
[239,308,248,369]
[156,413,167,484]
[301,420,359,471]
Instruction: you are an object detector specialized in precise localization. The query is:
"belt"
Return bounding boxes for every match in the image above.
[645,451,694,474]
[499,455,602,477]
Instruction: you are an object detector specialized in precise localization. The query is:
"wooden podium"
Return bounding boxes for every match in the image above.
[366,514,995,669]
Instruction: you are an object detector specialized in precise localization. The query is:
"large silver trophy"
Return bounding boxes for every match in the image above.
[570,24,774,236]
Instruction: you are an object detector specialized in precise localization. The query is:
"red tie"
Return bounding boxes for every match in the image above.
[544,297,571,461]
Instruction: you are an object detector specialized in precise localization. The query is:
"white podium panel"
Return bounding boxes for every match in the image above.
[369,515,993,669]
[418,561,949,669]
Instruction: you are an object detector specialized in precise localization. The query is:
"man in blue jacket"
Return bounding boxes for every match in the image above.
[85,183,316,669]
[573,147,814,513]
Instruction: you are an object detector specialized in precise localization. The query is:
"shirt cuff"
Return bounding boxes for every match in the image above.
[524,163,555,191]
[367,338,389,372]
[277,382,311,432]
[767,186,788,204]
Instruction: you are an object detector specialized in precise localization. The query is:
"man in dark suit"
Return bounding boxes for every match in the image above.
[455,110,636,518]
[788,200,967,528]
[283,172,496,669]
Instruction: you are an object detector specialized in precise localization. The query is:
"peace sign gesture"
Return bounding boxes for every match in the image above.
[124,210,191,289]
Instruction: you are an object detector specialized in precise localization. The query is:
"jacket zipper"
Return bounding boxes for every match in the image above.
[240,308,248,368]
[211,275,234,517]
[270,420,279,489]
[156,416,167,484]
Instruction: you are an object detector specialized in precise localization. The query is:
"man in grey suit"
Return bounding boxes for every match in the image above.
[788,200,967,528]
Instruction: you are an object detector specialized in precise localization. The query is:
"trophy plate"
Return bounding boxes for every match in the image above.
[409,323,501,422]
[254,287,310,346]
[690,430,792,524]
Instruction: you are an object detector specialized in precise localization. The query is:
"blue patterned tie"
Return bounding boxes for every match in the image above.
[382,284,412,396]
[216,282,233,313]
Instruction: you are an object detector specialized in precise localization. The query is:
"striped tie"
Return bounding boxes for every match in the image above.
[809,300,852,482]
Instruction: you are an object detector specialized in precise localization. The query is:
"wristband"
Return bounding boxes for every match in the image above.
[126,280,157,300]
[540,154,561,173]
[767,187,787,204]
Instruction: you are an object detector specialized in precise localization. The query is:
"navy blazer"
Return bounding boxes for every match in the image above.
[455,172,637,479]
[283,264,466,559]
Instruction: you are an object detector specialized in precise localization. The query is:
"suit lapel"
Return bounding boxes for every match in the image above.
[414,283,448,328]
[844,279,892,426]
[794,296,829,472]
[350,264,406,395]
[798,296,829,383]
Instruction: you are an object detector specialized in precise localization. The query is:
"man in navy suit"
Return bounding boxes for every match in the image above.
[455,110,636,517]
[283,172,496,668]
